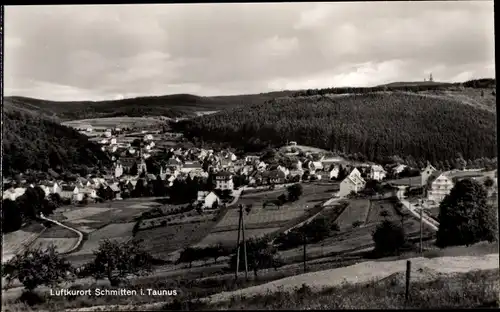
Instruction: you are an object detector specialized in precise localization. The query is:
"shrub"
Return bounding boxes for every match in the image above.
[372,220,406,256]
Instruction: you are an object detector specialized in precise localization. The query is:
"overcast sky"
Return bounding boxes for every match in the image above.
[4,2,495,101]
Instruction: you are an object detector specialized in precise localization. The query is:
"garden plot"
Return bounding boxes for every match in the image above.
[335,199,371,229]
[365,200,399,224]
[135,221,216,258]
[215,208,307,229]
[31,238,77,254]
[2,226,45,261]
[139,213,215,230]
[62,207,116,221]
[194,227,281,248]
[70,222,135,258]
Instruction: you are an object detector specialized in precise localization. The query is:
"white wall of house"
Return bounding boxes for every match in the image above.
[427,174,454,203]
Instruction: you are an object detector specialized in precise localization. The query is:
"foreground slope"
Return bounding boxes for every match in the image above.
[3,111,111,176]
[175,92,497,162]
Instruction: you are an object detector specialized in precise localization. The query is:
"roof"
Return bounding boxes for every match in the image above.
[147,174,157,180]
[268,170,286,179]
[61,185,76,192]
[184,161,202,168]
[109,184,121,192]
[426,170,444,185]
[216,171,233,177]
[371,165,386,172]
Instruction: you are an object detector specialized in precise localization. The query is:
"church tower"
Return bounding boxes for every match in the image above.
[138,148,148,175]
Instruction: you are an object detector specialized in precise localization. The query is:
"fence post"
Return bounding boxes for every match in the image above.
[405,260,411,305]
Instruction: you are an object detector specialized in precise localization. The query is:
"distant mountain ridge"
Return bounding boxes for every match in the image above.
[4,78,495,122]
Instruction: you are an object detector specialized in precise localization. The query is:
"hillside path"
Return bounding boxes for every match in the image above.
[39,213,84,254]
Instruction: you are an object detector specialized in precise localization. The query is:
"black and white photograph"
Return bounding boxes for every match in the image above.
[2,1,498,310]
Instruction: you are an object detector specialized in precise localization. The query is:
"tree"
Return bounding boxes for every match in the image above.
[436,179,497,248]
[287,183,303,201]
[177,247,202,268]
[372,220,406,256]
[2,245,74,294]
[83,239,153,286]
[129,162,139,176]
[277,193,288,205]
[484,176,494,189]
[229,237,278,277]
[2,199,23,233]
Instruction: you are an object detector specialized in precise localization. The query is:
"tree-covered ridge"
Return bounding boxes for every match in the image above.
[174,92,497,163]
[3,111,111,176]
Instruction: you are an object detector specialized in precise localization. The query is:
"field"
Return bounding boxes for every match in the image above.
[135,221,217,259]
[215,183,333,231]
[335,199,371,229]
[2,223,45,263]
[139,213,216,230]
[194,227,281,248]
[53,199,158,232]
[387,176,423,186]
[67,222,136,265]
[31,224,79,254]
[62,117,165,129]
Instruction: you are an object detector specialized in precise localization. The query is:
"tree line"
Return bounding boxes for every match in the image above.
[174,93,497,164]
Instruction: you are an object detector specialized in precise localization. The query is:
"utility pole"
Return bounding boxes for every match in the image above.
[419,199,424,254]
[303,228,307,273]
[235,205,242,281]
[241,205,248,280]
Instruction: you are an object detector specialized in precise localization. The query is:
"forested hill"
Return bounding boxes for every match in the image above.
[3,92,296,121]
[173,92,497,164]
[3,111,111,176]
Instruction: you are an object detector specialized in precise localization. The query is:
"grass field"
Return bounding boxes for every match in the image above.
[135,221,217,259]
[216,183,333,232]
[31,224,79,254]
[335,199,371,229]
[194,227,281,248]
[2,223,46,262]
[62,117,165,129]
[139,213,216,230]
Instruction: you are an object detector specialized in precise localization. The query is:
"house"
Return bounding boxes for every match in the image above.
[248,171,263,186]
[219,158,233,170]
[215,171,234,190]
[81,187,98,199]
[114,164,124,178]
[391,164,407,176]
[245,155,260,164]
[2,187,27,201]
[328,166,340,179]
[288,169,304,182]
[181,161,203,173]
[307,160,324,173]
[256,161,267,172]
[369,165,387,181]
[40,181,61,195]
[110,138,117,145]
[420,163,438,185]
[197,191,220,209]
[143,134,154,141]
[338,169,366,198]
[60,185,82,201]
[276,165,290,178]
[426,171,453,203]
[268,170,286,184]
[108,183,122,199]
[146,174,157,181]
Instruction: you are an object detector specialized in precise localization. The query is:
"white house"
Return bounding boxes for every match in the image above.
[256,161,267,172]
[60,185,82,201]
[328,166,339,179]
[110,138,117,145]
[181,161,203,174]
[392,164,407,176]
[114,164,124,178]
[197,191,220,209]
[369,165,387,181]
[420,164,438,185]
[338,168,366,198]
[215,171,234,190]
[2,187,27,201]
[276,165,290,178]
[426,172,454,204]
[81,187,98,199]
[143,134,154,141]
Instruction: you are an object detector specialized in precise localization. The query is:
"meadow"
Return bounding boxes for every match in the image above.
[194,227,281,248]
[334,199,371,229]
[62,116,165,129]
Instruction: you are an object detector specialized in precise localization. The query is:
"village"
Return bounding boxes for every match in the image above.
[3,122,497,225]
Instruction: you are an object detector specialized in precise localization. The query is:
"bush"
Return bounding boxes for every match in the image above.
[372,220,406,256]
[352,220,363,228]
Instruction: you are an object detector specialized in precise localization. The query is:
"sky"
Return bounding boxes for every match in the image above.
[4,1,495,101]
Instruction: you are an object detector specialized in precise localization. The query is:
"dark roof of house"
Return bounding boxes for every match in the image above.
[61,185,76,192]
[216,171,233,177]
[426,171,443,185]
[184,161,202,168]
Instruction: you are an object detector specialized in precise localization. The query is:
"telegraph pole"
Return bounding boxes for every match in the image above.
[241,205,249,280]
[235,205,242,281]
[303,228,307,273]
[419,199,424,254]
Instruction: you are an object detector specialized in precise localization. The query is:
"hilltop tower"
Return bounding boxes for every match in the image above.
[429,73,434,82]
